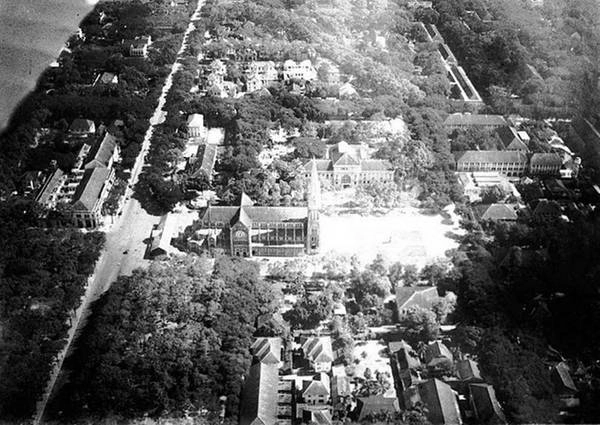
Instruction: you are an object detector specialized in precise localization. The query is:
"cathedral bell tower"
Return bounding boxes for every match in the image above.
[306,159,321,254]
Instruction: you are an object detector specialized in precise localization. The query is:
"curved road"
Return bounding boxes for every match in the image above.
[33,2,205,423]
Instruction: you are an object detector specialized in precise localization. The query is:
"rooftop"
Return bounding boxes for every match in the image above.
[71,167,110,212]
[444,113,507,127]
[455,150,527,164]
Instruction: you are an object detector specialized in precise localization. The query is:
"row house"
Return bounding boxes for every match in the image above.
[529,152,562,176]
[455,150,528,177]
[444,113,508,131]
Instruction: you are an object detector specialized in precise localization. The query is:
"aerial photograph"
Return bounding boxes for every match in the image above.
[0,0,599,424]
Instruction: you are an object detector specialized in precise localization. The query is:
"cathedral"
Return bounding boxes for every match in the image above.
[189,160,321,257]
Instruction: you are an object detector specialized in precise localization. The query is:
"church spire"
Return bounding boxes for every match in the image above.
[308,158,321,210]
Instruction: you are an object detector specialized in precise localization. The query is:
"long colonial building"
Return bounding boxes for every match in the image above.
[189,160,321,257]
[304,141,394,189]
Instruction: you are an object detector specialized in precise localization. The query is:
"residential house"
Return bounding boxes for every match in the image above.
[396,286,442,316]
[149,213,178,257]
[282,59,317,81]
[469,383,506,424]
[93,72,118,86]
[301,373,331,405]
[244,61,279,86]
[303,142,394,188]
[69,118,96,136]
[186,113,206,138]
[475,203,519,223]
[354,395,400,422]
[529,153,562,176]
[407,379,462,425]
[455,150,528,177]
[551,362,578,398]
[245,72,263,92]
[128,35,152,58]
[210,59,227,76]
[302,336,334,372]
[444,113,507,131]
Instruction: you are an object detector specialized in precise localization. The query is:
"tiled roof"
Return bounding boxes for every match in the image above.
[251,337,282,364]
[469,383,506,424]
[355,395,399,421]
[394,346,422,371]
[232,206,252,227]
[85,133,117,169]
[456,359,482,381]
[552,362,577,393]
[195,144,217,178]
[70,118,95,133]
[71,167,110,212]
[477,203,518,221]
[246,206,308,222]
[444,113,507,127]
[388,340,414,355]
[130,35,151,48]
[360,160,393,171]
[495,126,519,146]
[303,373,330,397]
[418,379,462,425]
[333,152,360,166]
[455,150,527,164]
[201,205,308,225]
[187,113,204,127]
[396,286,441,311]
[303,159,332,172]
[239,363,279,425]
[302,337,333,364]
[530,152,562,167]
[35,169,64,205]
[425,341,453,364]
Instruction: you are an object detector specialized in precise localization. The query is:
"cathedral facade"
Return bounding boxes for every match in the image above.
[190,160,321,257]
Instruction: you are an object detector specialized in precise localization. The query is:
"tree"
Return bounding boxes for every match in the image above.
[283,292,333,330]
[49,256,276,419]
[432,292,457,323]
[349,270,392,310]
[420,262,448,287]
[397,306,440,345]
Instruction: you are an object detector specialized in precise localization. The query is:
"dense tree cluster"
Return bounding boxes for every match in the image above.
[444,213,600,422]
[50,255,277,421]
[0,201,104,419]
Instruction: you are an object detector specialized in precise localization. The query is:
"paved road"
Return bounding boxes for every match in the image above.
[33,2,205,423]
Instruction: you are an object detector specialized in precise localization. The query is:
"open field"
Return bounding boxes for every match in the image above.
[352,340,396,398]
[320,205,461,267]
